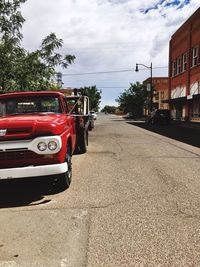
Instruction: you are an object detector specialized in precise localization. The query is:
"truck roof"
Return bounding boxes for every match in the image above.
[0,91,64,99]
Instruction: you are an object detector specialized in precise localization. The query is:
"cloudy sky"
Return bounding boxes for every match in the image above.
[21,0,200,108]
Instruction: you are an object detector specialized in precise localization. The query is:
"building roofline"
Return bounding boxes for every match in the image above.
[171,7,200,39]
[143,77,168,83]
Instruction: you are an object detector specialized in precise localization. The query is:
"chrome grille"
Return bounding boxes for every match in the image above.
[0,150,43,161]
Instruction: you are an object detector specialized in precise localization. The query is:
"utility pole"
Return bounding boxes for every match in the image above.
[56,72,63,88]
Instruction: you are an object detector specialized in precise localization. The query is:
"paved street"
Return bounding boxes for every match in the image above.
[1,114,200,266]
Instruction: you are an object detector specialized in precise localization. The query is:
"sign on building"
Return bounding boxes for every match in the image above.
[147,83,151,92]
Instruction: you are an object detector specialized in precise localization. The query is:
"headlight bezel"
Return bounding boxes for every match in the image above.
[37,142,48,152]
[30,136,62,155]
[48,141,58,151]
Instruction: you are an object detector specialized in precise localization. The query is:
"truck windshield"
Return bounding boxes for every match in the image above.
[0,96,63,117]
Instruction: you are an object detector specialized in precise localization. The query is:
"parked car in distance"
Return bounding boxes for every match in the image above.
[147,109,171,124]
[123,112,135,120]
[90,111,97,120]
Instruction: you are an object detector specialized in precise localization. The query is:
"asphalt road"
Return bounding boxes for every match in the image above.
[1,114,200,266]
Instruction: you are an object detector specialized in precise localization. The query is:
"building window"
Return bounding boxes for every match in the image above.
[192,47,198,67]
[172,61,176,77]
[182,53,187,72]
[177,57,181,75]
[154,92,159,100]
[161,91,164,99]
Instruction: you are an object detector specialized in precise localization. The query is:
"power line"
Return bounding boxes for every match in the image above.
[62,69,133,76]
[62,66,168,76]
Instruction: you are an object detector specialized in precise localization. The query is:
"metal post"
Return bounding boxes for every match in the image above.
[135,62,153,114]
[56,72,63,88]
[150,62,153,112]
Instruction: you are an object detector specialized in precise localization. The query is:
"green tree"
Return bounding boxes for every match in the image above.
[101,105,117,114]
[116,82,147,118]
[81,86,102,111]
[0,0,25,90]
[12,33,75,91]
[0,0,75,92]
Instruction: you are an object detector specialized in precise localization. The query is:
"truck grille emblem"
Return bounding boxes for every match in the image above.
[0,129,7,136]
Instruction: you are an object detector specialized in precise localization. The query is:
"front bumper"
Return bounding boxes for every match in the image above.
[0,163,68,180]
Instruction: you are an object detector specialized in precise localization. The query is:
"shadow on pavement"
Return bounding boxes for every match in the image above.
[0,176,67,209]
[127,121,200,148]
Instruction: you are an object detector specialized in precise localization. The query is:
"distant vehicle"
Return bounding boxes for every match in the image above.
[90,111,97,120]
[123,112,135,120]
[147,109,171,124]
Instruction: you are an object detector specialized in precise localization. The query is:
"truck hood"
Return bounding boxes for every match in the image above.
[0,114,70,140]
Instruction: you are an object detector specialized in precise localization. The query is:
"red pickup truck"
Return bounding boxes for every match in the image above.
[0,91,84,188]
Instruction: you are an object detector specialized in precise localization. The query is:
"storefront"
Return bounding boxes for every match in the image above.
[190,94,200,122]
[163,97,186,120]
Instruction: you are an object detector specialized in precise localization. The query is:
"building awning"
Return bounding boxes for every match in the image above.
[162,96,187,104]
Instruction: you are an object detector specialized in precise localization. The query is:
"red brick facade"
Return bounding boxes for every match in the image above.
[169,7,200,121]
[143,77,169,111]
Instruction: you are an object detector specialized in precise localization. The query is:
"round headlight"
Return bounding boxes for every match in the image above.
[48,141,57,151]
[37,142,47,151]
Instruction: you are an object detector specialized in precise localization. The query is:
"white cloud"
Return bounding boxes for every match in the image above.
[20,0,199,108]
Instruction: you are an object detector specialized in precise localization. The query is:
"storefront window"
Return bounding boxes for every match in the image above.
[192,99,200,117]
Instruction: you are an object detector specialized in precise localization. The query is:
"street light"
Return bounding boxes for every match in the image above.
[135,62,153,113]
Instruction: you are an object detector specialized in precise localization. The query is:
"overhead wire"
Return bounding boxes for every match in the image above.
[62,66,168,76]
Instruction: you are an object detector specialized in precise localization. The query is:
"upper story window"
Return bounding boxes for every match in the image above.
[154,92,159,100]
[172,61,176,77]
[192,47,198,67]
[182,53,187,72]
[160,91,164,99]
[176,57,182,75]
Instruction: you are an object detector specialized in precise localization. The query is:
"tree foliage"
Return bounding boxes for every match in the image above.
[81,86,102,111]
[116,82,147,118]
[101,105,117,114]
[0,0,75,93]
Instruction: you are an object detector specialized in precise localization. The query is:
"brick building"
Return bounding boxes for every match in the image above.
[168,7,200,121]
[143,77,169,114]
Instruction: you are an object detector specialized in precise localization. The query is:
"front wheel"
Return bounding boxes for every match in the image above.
[58,149,72,189]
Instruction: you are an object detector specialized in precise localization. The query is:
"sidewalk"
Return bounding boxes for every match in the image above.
[172,120,200,130]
